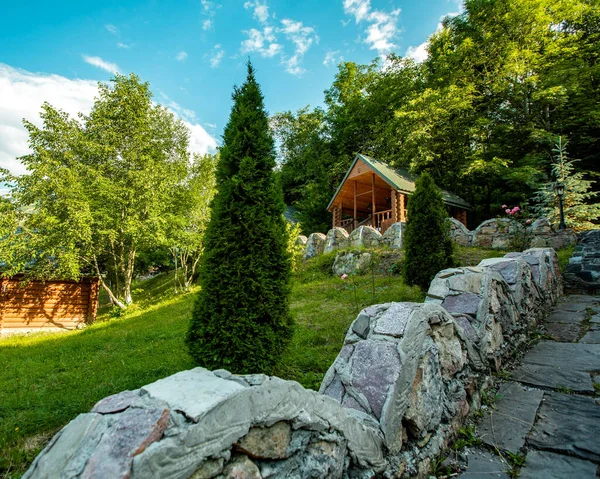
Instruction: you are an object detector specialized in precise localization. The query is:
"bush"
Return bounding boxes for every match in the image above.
[402,172,455,290]
[186,63,293,374]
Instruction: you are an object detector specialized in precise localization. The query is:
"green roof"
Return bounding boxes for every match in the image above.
[327,154,472,211]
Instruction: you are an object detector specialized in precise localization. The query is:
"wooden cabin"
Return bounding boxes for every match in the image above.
[327,154,472,234]
[0,276,100,334]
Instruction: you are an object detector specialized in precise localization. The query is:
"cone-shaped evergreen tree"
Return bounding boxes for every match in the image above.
[186,62,293,373]
[402,172,454,291]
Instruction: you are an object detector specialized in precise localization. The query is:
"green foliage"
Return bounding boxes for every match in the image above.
[286,222,304,272]
[187,63,293,374]
[168,153,217,292]
[532,137,600,231]
[0,74,190,308]
[452,424,482,451]
[402,173,455,290]
[272,0,600,227]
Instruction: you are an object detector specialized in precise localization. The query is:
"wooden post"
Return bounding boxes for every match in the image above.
[353,180,357,230]
[399,194,406,222]
[391,190,397,223]
[332,206,339,228]
[371,173,376,228]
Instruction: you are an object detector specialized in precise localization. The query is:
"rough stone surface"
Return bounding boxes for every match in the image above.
[348,226,382,249]
[449,218,473,247]
[512,341,600,393]
[323,227,350,254]
[303,233,326,259]
[458,449,509,478]
[332,251,372,276]
[478,382,543,454]
[234,422,291,459]
[91,390,140,414]
[566,230,600,290]
[381,222,404,250]
[294,236,307,247]
[519,450,598,479]
[24,369,385,479]
[579,326,600,344]
[221,455,261,479]
[527,392,600,463]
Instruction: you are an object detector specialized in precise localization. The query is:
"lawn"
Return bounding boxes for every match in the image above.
[0,245,530,477]
[0,252,422,478]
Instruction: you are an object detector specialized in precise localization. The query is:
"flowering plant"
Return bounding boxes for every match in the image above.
[501,205,535,251]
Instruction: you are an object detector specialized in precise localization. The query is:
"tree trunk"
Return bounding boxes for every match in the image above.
[123,249,136,305]
[93,256,126,309]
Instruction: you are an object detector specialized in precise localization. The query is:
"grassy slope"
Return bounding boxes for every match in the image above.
[0,246,509,477]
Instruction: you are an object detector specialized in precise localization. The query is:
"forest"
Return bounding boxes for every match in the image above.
[272,0,600,234]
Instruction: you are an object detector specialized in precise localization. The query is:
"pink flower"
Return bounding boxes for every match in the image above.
[512,206,520,213]
[526,219,532,224]
[505,209,511,214]
[501,204,507,208]
[341,274,348,280]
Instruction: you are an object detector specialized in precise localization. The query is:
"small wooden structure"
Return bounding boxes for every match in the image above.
[327,154,472,234]
[0,276,100,334]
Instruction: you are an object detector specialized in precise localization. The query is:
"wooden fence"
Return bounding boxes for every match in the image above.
[0,276,100,334]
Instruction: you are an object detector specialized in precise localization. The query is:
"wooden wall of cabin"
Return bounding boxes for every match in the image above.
[0,277,100,333]
[452,208,468,226]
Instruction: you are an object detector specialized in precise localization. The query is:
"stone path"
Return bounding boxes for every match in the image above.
[458,294,600,478]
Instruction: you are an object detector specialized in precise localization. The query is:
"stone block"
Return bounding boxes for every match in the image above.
[304,233,326,259]
[324,227,349,254]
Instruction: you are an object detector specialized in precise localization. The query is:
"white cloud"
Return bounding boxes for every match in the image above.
[200,0,220,31]
[117,42,130,49]
[241,27,282,58]
[82,55,120,74]
[105,24,119,35]
[323,50,342,67]
[244,0,269,24]
[405,41,428,63]
[280,19,317,56]
[0,64,97,175]
[280,19,318,76]
[0,64,217,177]
[176,51,188,61]
[343,0,401,55]
[209,45,225,68]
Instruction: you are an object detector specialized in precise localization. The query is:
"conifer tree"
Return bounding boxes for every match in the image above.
[402,172,454,290]
[186,62,293,373]
[532,137,600,231]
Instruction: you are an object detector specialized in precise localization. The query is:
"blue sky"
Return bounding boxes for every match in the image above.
[0,0,463,177]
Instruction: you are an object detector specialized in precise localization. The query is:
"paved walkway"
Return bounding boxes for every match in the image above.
[458,294,600,478]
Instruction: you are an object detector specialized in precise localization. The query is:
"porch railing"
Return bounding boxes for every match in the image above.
[373,209,394,233]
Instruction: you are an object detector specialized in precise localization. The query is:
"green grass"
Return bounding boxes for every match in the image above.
[0,256,422,477]
[557,245,574,274]
[455,246,506,267]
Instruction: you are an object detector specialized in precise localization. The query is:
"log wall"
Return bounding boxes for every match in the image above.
[0,276,100,333]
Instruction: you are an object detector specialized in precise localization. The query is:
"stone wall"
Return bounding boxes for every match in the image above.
[24,249,562,479]
[450,217,577,250]
[298,218,575,263]
[565,230,600,290]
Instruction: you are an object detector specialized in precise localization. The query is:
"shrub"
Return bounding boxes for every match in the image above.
[402,172,454,290]
[186,63,293,374]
